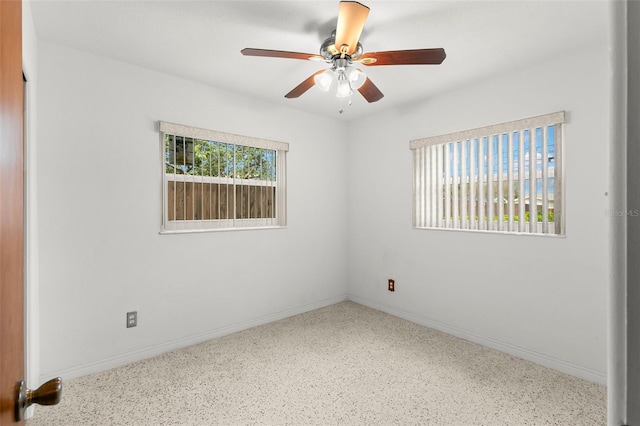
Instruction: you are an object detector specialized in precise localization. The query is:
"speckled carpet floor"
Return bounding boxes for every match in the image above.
[28,302,606,425]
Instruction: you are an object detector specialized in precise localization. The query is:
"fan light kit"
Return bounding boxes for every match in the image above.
[242,1,446,114]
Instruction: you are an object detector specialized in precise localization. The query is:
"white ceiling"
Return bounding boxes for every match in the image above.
[29,0,609,122]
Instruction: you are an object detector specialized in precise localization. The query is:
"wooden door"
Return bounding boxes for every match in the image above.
[0,0,25,424]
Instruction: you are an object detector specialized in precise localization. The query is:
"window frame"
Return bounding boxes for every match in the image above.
[159,121,288,234]
[410,111,565,236]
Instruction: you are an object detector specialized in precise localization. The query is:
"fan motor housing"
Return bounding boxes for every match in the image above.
[319,32,363,62]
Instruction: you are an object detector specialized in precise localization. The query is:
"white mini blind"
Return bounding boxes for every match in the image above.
[159,121,288,233]
[411,111,565,235]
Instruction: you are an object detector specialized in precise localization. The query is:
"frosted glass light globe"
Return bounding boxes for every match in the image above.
[346,67,366,89]
[314,69,335,91]
[336,79,352,98]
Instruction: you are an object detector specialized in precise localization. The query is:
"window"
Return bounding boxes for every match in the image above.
[410,111,564,235]
[160,121,288,233]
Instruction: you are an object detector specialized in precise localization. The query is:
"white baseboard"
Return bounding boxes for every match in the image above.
[41,293,606,386]
[40,294,348,383]
[348,294,607,386]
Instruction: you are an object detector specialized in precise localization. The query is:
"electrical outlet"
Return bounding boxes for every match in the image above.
[388,279,395,292]
[126,311,137,328]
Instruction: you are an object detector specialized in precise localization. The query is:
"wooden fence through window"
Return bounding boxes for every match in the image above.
[167,181,275,221]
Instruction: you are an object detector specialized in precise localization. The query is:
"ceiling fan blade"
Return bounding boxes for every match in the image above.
[360,48,446,66]
[241,48,324,61]
[357,77,384,103]
[335,1,370,55]
[285,70,325,99]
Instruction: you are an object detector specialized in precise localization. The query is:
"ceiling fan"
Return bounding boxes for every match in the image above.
[241,1,446,112]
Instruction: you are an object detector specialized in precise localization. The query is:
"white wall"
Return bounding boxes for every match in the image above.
[608,1,627,422]
[23,0,41,403]
[36,42,349,380]
[347,44,610,384]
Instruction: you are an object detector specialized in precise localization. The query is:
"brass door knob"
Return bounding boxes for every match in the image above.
[15,377,62,421]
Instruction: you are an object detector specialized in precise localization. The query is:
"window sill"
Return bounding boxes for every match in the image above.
[413,226,565,238]
[159,226,287,235]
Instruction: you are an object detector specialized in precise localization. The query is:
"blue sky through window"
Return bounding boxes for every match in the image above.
[447,126,555,198]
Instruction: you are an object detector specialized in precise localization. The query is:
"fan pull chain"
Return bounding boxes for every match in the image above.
[338,84,354,114]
